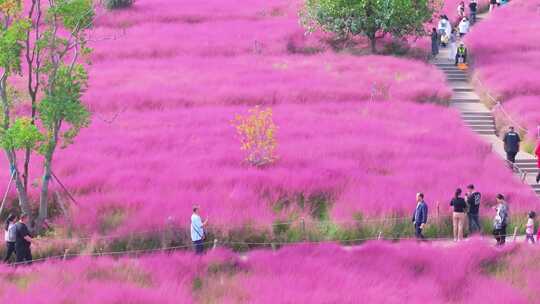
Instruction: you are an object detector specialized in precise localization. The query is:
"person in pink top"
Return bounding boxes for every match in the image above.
[535,141,540,183]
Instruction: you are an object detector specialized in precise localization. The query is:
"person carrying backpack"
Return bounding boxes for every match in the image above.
[493,194,509,246]
[465,184,481,234]
[3,214,17,263]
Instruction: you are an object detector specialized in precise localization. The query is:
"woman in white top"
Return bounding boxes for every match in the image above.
[3,214,17,263]
[458,17,470,38]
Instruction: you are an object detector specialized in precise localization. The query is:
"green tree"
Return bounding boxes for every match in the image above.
[0,0,94,226]
[302,0,440,53]
[0,0,34,215]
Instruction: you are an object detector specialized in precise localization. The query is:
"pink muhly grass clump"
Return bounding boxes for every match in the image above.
[85,55,450,112]
[0,242,536,303]
[466,0,540,138]
[233,241,528,304]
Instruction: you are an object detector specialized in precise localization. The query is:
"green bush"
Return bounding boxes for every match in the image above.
[103,0,134,10]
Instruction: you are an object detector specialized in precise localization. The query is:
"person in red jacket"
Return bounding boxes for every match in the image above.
[534,141,540,184]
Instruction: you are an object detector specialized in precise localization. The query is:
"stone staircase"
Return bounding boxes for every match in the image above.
[430,18,539,197]
[432,59,497,136]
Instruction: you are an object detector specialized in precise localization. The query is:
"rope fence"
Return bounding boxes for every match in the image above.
[7,229,529,267]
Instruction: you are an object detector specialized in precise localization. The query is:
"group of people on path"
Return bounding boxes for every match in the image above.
[413,187,538,246]
[3,213,33,264]
[413,185,482,242]
[431,6,472,65]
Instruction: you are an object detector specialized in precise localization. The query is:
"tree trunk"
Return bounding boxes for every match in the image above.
[369,35,377,53]
[4,151,31,216]
[38,153,53,224]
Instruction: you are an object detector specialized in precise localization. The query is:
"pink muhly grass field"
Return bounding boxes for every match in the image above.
[0,241,537,303]
[466,0,540,139]
[1,0,536,236]
[20,101,535,234]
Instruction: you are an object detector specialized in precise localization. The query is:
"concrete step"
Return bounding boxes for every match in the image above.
[461,114,493,119]
[461,115,493,121]
[522,168,539,173]
[465,121,495,127]
[447,76,468,80]
[451,99,480,103]
[516,162,538,168]
[462,111,492,116]
[444,70,466,74]
[515,159,537,164]
[469,125,497,131]
[474,130,497,135]
[449,81,473,90]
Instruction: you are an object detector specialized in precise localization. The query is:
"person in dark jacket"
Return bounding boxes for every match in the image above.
[14,213,33,264]
[412,193,428,240]
[469,0,478,24]
[431,28,439,57]
[465,184,481,234]
[503,126,521,166]
[450,188,467,242]
[455,43,467,65]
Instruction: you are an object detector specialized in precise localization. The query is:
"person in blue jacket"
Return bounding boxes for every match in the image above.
[412,193,428,239]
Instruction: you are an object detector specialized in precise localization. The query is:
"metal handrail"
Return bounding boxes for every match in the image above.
[504,159,528,183]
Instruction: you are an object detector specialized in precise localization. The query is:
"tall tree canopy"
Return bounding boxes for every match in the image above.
[302,0,440,52]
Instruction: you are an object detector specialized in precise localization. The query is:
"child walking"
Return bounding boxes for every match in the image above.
[526,211,536,244]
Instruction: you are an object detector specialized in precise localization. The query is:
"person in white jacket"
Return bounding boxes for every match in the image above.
[437,15,451,47]
[458,17,470,38]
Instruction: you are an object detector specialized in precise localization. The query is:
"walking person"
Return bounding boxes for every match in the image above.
[14,213,33,264]
[437,15,450,47]
[458,17,470,38]
[457,1,466,19]
[490,0,497,11]
[465,184,481,235]
[469,0,478,25]
[3,214,17,263]
[412,193,428,240]
[448,28,458,61]
[431,28,439,57]
[493,194,509,246]
[525,211,536,244]
[535,140,540,183]
[191,205,208,255]
[503,126,521,167]
[450,188,467,242]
